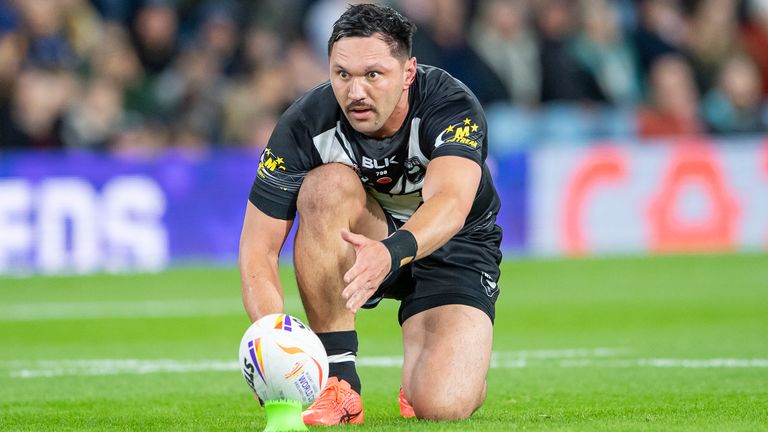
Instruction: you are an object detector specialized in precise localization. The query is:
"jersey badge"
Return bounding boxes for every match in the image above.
[404,156,426,183]
[257,148,287,179]
[438,118,482,149]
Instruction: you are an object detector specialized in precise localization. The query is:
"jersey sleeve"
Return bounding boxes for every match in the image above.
[420,90,488,165]
[248,108,317,220]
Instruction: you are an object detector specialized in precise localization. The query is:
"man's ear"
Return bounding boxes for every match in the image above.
[404,57,417,89]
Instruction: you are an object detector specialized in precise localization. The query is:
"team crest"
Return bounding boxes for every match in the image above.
[437,117,482,149]
[480,271,499,297]
[404,156,426,183]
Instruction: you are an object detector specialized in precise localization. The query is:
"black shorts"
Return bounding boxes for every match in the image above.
[362,210,503,326]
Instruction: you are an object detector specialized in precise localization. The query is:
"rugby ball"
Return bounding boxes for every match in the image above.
[239,314,328,405]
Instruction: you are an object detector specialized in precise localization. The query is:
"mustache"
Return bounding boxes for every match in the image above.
[346,101,375,112]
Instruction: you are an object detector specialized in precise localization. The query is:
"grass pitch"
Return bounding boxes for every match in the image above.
[1,253,766,431]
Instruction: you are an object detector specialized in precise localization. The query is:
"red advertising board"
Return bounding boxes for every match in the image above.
[530,139,768,256]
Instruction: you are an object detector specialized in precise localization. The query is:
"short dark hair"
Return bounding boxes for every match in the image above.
[328,4,416,60]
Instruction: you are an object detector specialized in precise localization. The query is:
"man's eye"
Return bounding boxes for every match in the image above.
[339,71,349,79]
[367,71,379,79]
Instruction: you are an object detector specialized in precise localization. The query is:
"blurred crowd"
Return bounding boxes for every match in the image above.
[1,0,767,158]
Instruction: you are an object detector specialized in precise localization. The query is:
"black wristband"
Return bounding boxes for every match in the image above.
[381,230,418,274]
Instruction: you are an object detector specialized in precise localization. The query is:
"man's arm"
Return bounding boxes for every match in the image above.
[239,201,294,322]
[341,156,480,311]
[401,155,481,257]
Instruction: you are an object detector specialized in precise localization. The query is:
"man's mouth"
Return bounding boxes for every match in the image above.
[347,103,374,120]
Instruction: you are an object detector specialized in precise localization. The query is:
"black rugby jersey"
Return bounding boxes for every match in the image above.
[248,65,500,232]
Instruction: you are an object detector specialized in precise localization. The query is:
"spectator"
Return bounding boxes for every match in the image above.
[88,22,165,125]
[154,45,228,146]
[305,0,368,62]
[222,63,291,146]
[407,0,510,105]
[15,0,79,70]
[470,0,541,107]
[570,0,642,106]
[702,55,768,134]
[238,27,283,75]
[61,77,124,149]
[535,0,602,103]
[632,0,686,81]
[2,0,768,153]
[0,66,77,150]
[192,0,241,76]
[60,0,103,63]
[243,0,308,60]
[222,35,325,149]
[91,0,143,25]
[740,0,768,97]
[109,115,170,158]
[89,24,142,89]
[0,4,22,103]
[284,39,327,97]
[637,54,704,138]
[130,0,178,76]
[682,0,740,93]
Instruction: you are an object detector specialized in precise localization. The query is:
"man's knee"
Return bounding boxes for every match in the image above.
[402,305,492,421]
[410,391,484,421]
[408,382,485,421]
[296,163,363,216]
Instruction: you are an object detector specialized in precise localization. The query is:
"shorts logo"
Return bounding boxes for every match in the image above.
[438,118,482,149]
[480,271,498,297]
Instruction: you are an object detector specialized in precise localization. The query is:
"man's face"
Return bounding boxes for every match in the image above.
[329,35,415,138]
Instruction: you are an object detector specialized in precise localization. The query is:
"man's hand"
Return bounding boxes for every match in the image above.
[340,229,391,312]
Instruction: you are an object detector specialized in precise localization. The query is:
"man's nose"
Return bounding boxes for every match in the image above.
[349,77,366,100]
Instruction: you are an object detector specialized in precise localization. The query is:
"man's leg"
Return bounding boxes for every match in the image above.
[294,163,388,425]
[401,304,493,420]
[294,162,388,330]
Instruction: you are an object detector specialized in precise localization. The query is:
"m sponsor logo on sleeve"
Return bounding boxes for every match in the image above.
[437,118,482,149]
[257,148,302,192]
[258,148,287,178]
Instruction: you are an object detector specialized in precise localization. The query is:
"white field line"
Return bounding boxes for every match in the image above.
[557,358,768,368]
[0,299,241,321]
[5,349,768,379]
[9,359,237,378]
[0,298,298,321]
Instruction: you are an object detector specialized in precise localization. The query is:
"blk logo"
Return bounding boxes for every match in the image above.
[362,156,397,169]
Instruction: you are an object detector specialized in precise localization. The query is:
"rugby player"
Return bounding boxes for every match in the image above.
[239,3,502,424]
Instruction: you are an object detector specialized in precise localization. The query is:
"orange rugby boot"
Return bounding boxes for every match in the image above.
[302,377,364,425]
[399,387,415,418]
